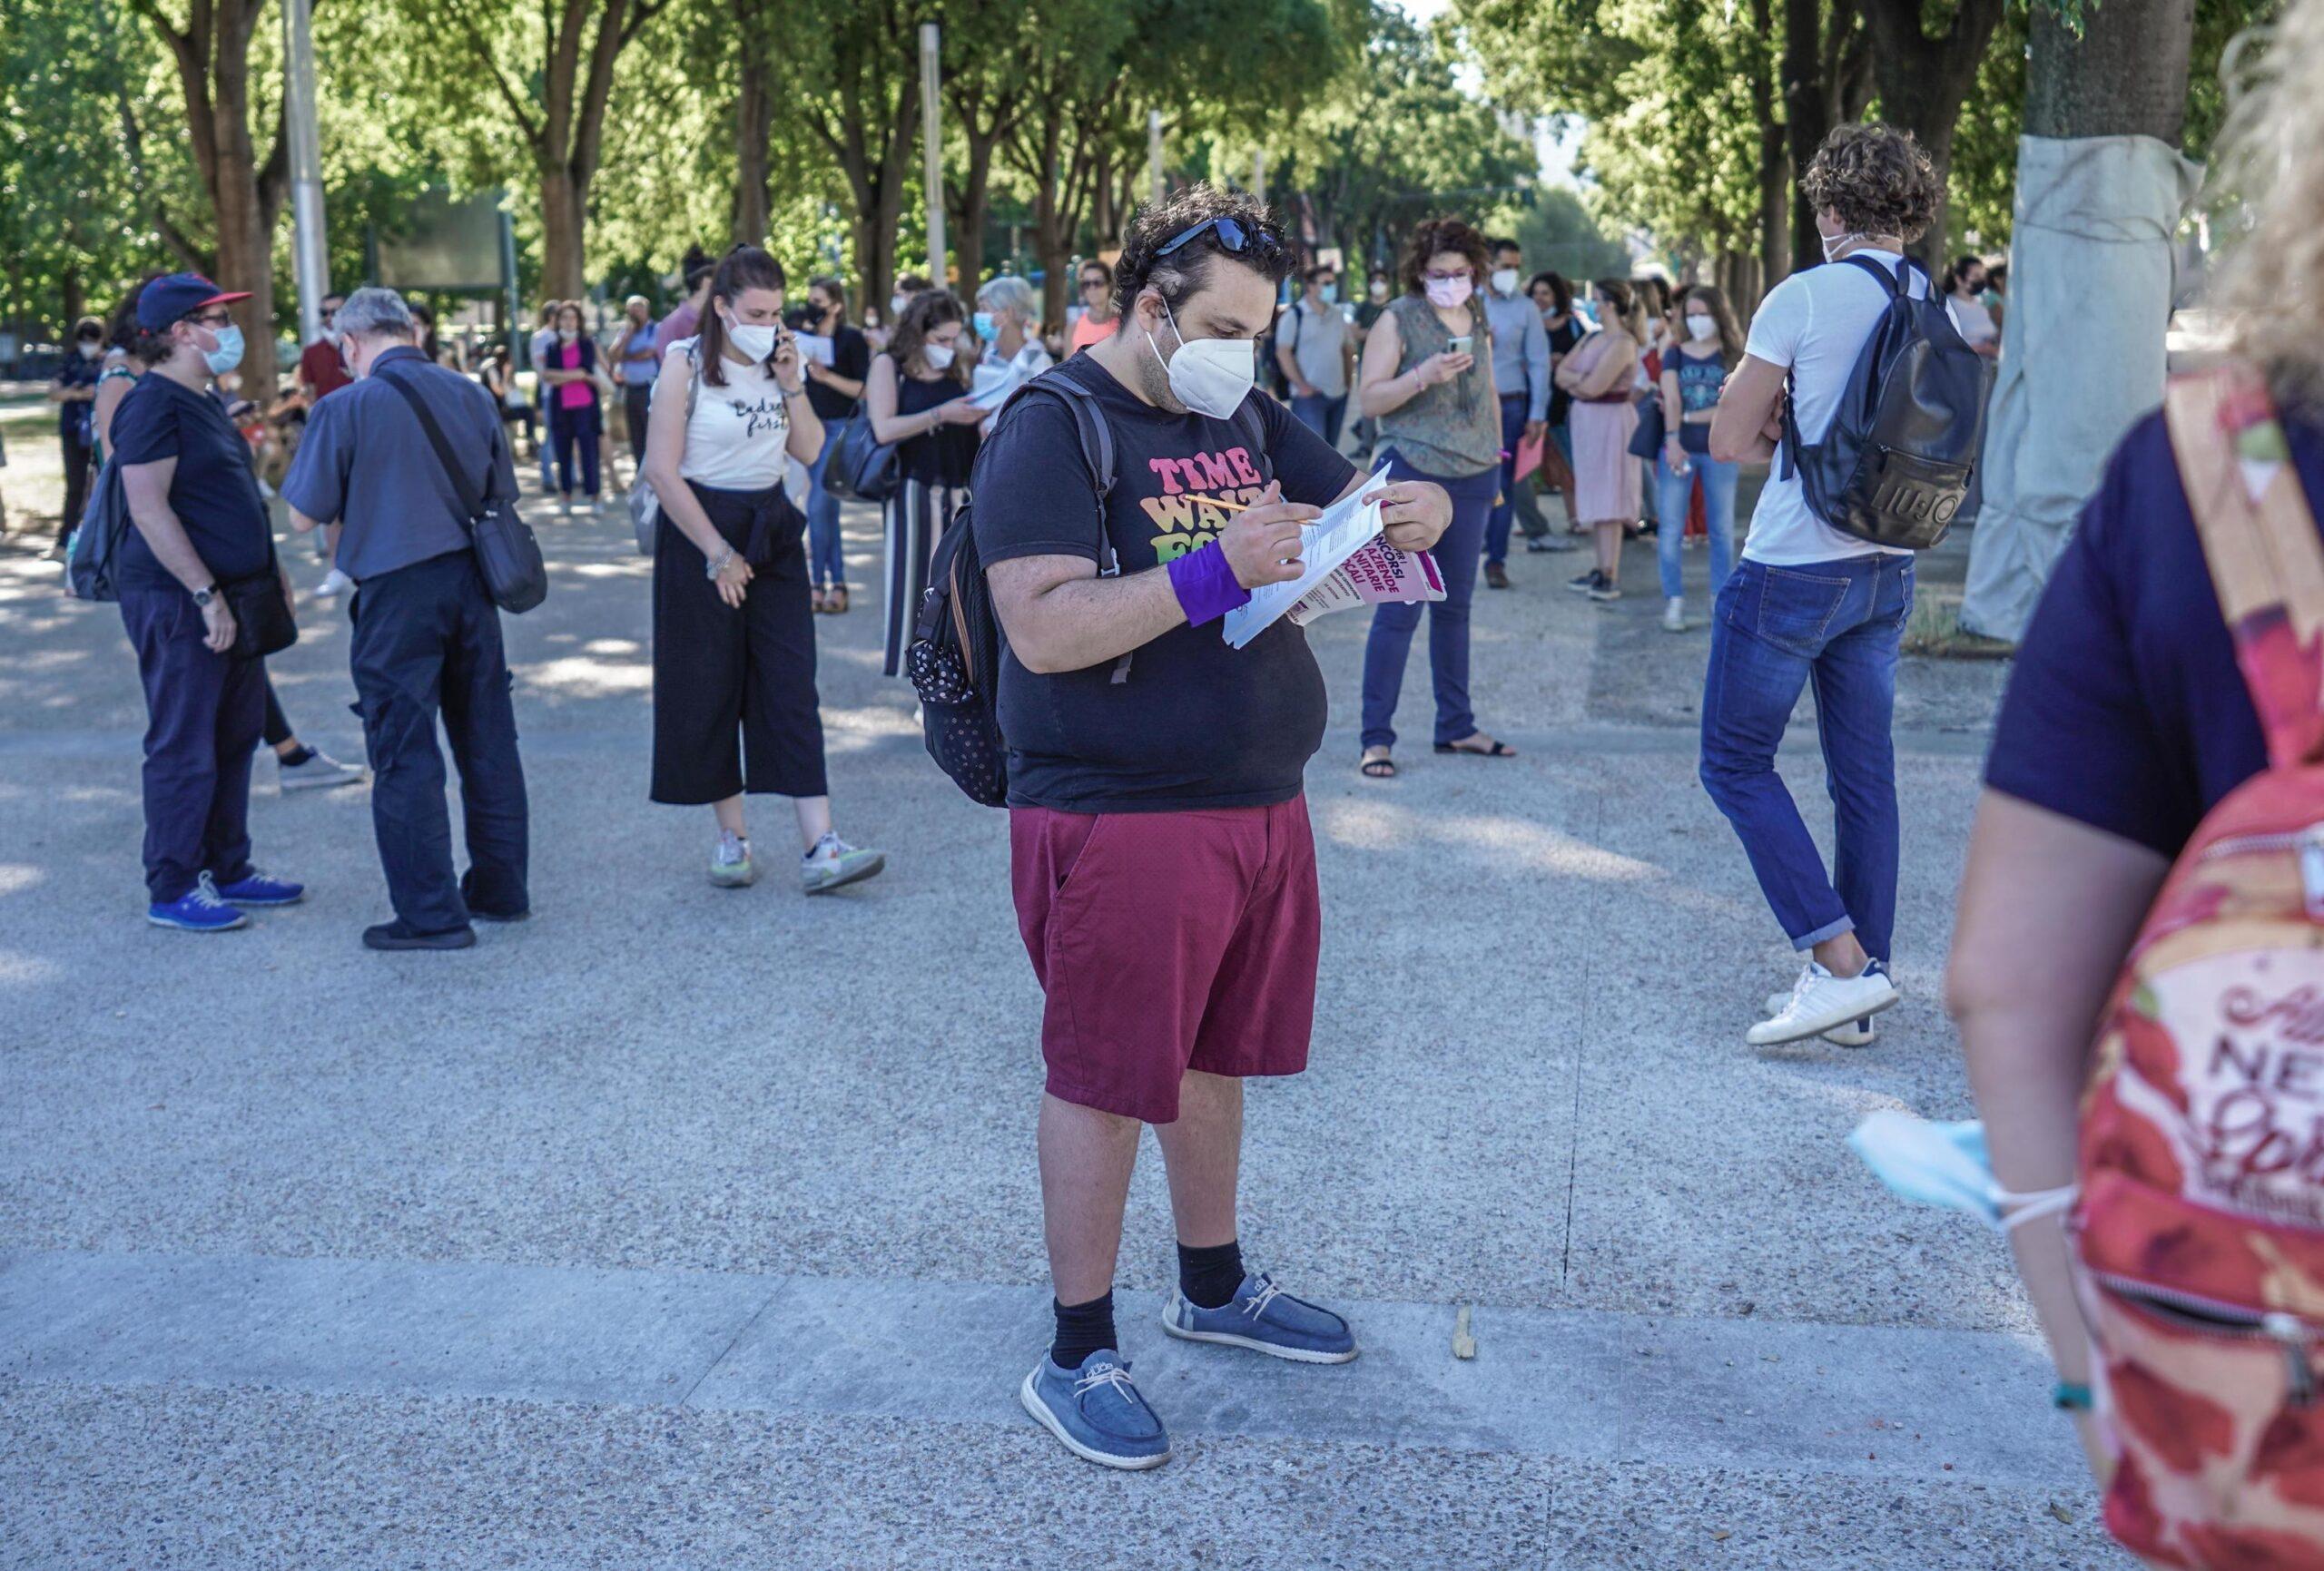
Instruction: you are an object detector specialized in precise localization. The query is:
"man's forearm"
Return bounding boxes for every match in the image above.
[127,506,221,593]
[1007,566,1187,674]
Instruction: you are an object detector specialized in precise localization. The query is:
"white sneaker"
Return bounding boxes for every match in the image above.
[1748,963,1899,1046]
[278,750,366,792]
[709,832,757,888]
[313,568,354,597]
[1765,989,1878,1046]
[1662,597,1689,633]
[803,831,885,895]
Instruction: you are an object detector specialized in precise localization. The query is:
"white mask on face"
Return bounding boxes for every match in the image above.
[1491,268,1521,297]
[557,328,578,345]
[921,341,956,370]
[724,313,778,361]
[890,292,911,319]
[1685,315,1718,341]
[78,340,103,359]
[1147,299,1255,420]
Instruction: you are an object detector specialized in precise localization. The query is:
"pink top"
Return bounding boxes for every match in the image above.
[554,341,596,410]
[1067,312,1114,357]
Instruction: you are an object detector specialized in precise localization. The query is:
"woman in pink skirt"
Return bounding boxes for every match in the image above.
[1556,278,1645,602]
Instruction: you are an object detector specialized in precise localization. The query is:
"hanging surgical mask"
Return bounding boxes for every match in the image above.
[1424,274,1474,310]
[972,310,997,341]
[921,342,956,370]
[1148,300,1256,421]
[1685,315,1718,341]
[1317,284,1339,305]
[1490,268,1521,297]
[1368,280,1389,302]
[725,315,778,361]
[1846,1113,2076,1233]
[890,292,911,319]
[78,339,103,360]
[1821,229,1867,264]
[558,329,579,346]
[202,323,245,377]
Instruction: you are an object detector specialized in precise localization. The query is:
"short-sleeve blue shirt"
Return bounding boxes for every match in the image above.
[106,372,272,594]
[1984,407,2324,857]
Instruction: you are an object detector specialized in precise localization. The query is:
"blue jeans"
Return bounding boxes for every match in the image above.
[1290,392,1346,447]
[1698,554,1914,961]
[804,416,852,590]
[1485,394,1533,567]
[537,404,556,492]
[1655,449,1738,601]
[1360,456,1499,751]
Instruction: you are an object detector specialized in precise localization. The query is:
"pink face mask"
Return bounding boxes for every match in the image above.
[1424,274,1473,310]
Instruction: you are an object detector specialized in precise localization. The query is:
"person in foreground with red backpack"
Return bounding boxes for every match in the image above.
[1703,123,1943,1047]
[1950,7,2324,1559]
[975,184,1452,1470]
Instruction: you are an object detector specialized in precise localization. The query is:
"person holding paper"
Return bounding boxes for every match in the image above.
[974,185,1450,1472]
[866,291,983,677]
[1354,217,1513,780]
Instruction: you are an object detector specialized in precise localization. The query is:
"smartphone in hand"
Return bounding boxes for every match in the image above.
[1445,335,1473,356]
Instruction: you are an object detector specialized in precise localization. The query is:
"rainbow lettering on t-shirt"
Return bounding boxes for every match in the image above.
[1140,446,1266,561]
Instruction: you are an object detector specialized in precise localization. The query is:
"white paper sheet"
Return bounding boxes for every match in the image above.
[792,331,836,368]
[1222,466,1394,650]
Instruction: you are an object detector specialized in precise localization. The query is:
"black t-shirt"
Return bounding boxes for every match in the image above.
[1546,316,1588,426]
[106,373,272,594]
[806,324,871,422]
[975,354,1361,812]
[1986,408,2324,858]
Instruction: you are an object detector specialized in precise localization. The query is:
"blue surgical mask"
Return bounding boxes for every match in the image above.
[1846,1114,2075,1232]
[202,323,245,377]
[1318,284,1339,305]
[973,311,997,341]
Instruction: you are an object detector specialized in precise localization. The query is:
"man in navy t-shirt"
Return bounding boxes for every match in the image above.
[978,187,1452,1470]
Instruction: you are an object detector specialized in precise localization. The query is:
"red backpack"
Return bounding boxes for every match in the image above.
[2075,364,2324,1568]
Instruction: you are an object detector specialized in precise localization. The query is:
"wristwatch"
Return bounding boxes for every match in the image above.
[191,584,217,607]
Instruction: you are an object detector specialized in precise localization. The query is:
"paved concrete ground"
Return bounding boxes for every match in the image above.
[0,437,2117,1568]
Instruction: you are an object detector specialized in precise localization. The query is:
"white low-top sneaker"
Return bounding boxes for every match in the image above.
[1662,597,1689,633]
[1766,990,1878,1046]
[312,568,354,597]
[1748,963,1899,1046]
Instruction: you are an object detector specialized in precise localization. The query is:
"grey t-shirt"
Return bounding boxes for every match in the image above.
[1282,299,1351,398]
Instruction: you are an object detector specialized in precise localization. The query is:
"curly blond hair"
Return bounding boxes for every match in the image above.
[2211,0,2324,411]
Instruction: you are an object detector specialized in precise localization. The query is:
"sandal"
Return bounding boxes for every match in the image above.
[828,584,850,614]
[1359,748,1397,780]
[811,587,829,614]
[1435,734,1517,759]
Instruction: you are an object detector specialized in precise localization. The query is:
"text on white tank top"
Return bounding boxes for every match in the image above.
[665,337,792,490]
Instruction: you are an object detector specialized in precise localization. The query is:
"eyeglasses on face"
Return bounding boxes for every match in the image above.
[189,309,235,328]
[1422,268,1471,283]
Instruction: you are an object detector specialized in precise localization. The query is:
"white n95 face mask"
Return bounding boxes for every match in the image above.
[1491,268,1521,296]
[726,317,779,361]
[1149,300,1255,420]
[921,342,956,370]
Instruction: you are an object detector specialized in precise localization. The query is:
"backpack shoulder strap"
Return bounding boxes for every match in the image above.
[1003,369,1119,576]
[2164,362,2324,767]
[1837,252,1906,298]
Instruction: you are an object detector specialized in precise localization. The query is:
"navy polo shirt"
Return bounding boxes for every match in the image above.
[282,346,516,582]
[107,372,272,594]
[1985,407,2324,858]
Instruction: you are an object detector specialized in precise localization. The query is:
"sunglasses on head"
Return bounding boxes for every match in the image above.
[1154,216,1280,263]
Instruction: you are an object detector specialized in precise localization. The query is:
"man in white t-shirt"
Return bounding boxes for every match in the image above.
[1702,123,1940,1048]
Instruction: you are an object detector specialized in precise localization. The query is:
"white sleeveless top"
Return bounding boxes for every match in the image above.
[664,337,793,490]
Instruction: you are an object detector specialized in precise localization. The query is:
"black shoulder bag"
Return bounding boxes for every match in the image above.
[379,366,548,613]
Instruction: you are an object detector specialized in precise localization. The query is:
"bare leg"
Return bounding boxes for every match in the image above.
[711,795,745,839]
[1812,930,1871,979]
[1039,1093,1144,1306]
[791,794,833,853]
[1592,520,1623,584]
[1153,1070,1241,1250]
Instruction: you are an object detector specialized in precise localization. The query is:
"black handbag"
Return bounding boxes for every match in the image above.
[826,410,900,503]
[379,367,548,614]
[223,546,298,660]
[1627,384,1667,460]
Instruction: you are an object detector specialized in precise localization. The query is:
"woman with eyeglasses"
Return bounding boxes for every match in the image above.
[1354,216,1513,780]
[866,290,985,677]
[1067,260,1118,356]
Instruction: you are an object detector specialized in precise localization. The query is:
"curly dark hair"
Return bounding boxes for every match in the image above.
[1111,182,1291,319]
[1801,123,1940,243]
[1397,218,1492,299]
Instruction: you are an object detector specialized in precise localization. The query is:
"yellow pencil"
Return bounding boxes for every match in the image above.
[1184,494,1251,512]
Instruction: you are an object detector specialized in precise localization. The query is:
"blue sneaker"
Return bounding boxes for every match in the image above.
[212,869,305,907]
[147,872,250,933]
[1161,1272,1358,1364]
[1018,1350,1170,1470]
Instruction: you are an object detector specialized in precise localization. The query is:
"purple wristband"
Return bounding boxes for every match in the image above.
[1167,540,1252,626]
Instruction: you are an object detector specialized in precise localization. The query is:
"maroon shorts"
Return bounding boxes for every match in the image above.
[1009,797,1322,1124]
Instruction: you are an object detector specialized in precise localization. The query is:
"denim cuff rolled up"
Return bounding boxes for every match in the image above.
[1167,541,1252,627]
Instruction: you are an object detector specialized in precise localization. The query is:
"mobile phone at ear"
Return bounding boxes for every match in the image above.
[1444,335,1473,355]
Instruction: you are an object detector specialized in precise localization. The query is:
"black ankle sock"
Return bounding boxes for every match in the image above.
[279,744,315,768]
[1050,1291,1117,1370]
[1177,1239,1246,1311]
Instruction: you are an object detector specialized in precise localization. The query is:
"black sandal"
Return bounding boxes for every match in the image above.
[1435,735,1517,759]
[1359,751,1397,780]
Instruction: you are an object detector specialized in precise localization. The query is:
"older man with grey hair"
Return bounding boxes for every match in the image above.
[282,286,531,952]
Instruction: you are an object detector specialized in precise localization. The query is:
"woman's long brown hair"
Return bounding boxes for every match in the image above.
[700,244,788,389]
[888,290,968,386]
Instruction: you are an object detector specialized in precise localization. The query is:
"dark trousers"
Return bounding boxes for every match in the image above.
[261,670,291,749]
[61,427,95,537]
[121,589,264,903]
[1486,394,1531,566]
[623,384,654,470]
[651,481,828,804]
[350,551,530,932]
[553,401,602,498]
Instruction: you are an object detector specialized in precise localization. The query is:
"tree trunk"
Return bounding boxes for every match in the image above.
[541,164,586,300]
[1958,0,2196,640]
[953,133,998,288]
[732,44,773,246]
[1783,0,1836,271]
[1748,0,1787,300]
[1859,0,2005,261]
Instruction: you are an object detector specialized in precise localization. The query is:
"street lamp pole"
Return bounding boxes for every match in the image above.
[284,0,329,342]
[919,24,947,286]
[1148,111,1165,206]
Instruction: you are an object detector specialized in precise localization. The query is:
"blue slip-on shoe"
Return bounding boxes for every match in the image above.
[1018,1349,1170,1470]
[1162,1272,1358,1364]
[212,869,306,907]
[148,872,250,933]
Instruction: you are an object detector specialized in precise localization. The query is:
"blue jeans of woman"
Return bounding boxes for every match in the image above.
[1485,393,1533,567]
[1359,455,1499,751]
[803,416,852,590]
[1698,554,1915,962]
[553,400,601,498]
[1655,449,1738,600]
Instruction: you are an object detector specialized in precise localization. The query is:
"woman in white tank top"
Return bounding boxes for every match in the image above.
[640,245,887,897]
